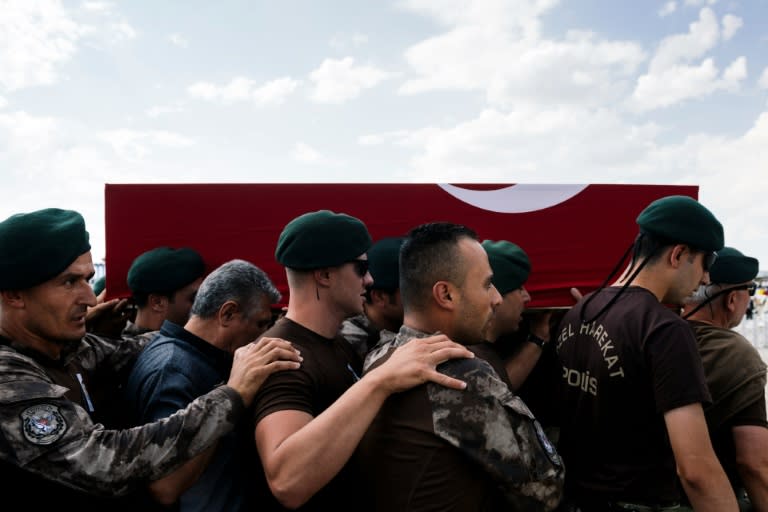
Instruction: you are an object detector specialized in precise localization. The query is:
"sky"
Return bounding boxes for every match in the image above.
[1,0,766,269]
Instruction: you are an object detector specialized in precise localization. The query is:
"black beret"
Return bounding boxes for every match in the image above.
[368,237,404,290]
[0,208,91,290]
[92,276,106,296]
[636,195,724,252]
[127,246,206,294]
[482,240,531,295]
[709,247,759,285]
[275,210,372,270]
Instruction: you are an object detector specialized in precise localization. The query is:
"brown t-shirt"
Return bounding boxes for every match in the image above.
[556,286,711,504]
[251,317,365,511]
[690,321,768,490]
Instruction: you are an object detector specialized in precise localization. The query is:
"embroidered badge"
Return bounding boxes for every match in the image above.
[533,419,562,467]
[21,404,67,445]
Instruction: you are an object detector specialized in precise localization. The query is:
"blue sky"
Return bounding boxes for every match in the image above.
[1,0,766,268]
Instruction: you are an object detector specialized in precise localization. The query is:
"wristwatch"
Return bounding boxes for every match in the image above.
[527,333,548,348]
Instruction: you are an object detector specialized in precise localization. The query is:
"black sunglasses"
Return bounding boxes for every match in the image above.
[349,259,370,278]
[724,282,757,296]
[702,251,717,272]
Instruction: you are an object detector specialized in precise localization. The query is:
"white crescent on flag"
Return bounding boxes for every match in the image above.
[437,184,589,213]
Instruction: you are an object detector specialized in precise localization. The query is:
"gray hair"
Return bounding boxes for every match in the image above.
[191,259,281,319]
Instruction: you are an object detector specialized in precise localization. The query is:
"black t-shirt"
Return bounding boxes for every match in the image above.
[555,287,710,503]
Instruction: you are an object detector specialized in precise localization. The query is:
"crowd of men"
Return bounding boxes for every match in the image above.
[0,194,765,512]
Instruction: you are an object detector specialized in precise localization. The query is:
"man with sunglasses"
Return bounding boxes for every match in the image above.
[555,195,738,512]
[341,236,405,361]
[251,210,473,511]
[682,247,768,511]
[124,259,300,511]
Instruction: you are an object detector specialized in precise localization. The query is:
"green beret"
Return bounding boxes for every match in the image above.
[368,237,404,290]
[275,210,372,269]
[482,240,531,295]
[127,246,205,294]
[0,208,91,290]
[92,276,106,296]
[709,247,759,285]
[636,195,724,252]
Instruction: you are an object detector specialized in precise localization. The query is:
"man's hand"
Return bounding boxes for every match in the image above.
[528,310,553,341]
[228,337,302,406]
[86,297,134,337]
[371,334,474,394]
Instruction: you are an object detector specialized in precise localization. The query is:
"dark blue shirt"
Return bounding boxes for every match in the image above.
[125,320,258,512]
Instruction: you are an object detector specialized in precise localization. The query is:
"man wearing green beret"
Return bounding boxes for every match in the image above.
[341,236,405,361]
[555,195,738,511]
[251,210,473,511]
[125,246,206,335]
[0,208,301,510]
[682,248,768,511]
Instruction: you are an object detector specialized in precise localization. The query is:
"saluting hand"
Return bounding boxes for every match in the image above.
[227,337,302,407]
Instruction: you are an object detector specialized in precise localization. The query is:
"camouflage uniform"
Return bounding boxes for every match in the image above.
[0,332,245,500]
[339,314,395,362]
[360,325,565,511]
[122,319,156,337]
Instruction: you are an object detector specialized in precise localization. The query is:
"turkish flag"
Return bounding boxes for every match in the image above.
[104,183,697,308]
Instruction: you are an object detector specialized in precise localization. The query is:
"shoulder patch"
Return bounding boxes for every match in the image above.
[21,404,68,445]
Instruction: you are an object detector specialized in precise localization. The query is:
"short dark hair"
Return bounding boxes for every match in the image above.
[400,222,477,312]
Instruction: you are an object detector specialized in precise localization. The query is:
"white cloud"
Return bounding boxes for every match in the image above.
[145,104,184,118]
[81,1,113,12]
[252,78,300,106]
[329,32,369,50]
[0,96,7,109]
[379,105,660,181]
[168,33,189,48]
[629,8,746,111]
[721,14,743,41]
[759,67,768,89]
[293,142,325,164]
[683,0,716,5]
[722,57,747,88]
[399,14,645,109]
[659,2,677,17]
[107,21,137,42]
[99,129,194,160]
[188,76,299,106]
[0,0,83,91]
[0,110,59,153]
[647,8,719,73]
[309,57,394,103]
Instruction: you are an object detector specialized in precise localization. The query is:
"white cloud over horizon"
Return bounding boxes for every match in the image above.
[1,0,766,268]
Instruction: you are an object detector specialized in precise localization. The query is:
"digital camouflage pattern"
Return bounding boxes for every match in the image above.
[370,326,565,511]
[0,331,244,497]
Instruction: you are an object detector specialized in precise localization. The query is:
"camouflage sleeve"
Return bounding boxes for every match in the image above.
[427,357,565,512]
[0,354,244,497]
[77,332,153,374]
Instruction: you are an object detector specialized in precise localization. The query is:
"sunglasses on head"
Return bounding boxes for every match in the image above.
[349,259,370,278]
[724,282,757,296]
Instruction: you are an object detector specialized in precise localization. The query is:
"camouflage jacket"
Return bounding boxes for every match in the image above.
[368,325,565,511]
[0,332,244,497]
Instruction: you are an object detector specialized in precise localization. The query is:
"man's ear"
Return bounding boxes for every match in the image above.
[314,268,332,285]
[433,281,456,309]
[219,301,239,325]
[148,293,168,312]
[0,289,25,309]
[669,245,686,268]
